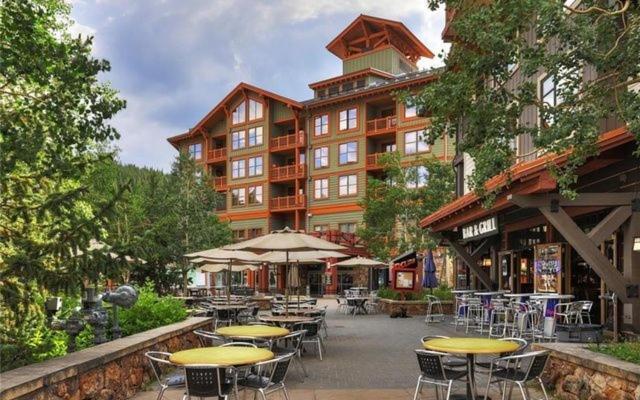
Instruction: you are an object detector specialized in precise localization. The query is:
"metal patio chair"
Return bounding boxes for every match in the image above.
[483,350,550,400]
[193,329,226,347]
[273,330,308,380]
[144,351,185,400]
[237,352,295,400]
[424,295,445,324]
[293,319,325,361]
[413,349,468,400]
[183,364,238,400]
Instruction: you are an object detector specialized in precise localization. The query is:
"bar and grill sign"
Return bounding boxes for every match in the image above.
[461,216,498,241]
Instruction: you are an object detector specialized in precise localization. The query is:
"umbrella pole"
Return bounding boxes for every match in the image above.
[297,261,301,308]
[227,260,232,305]
[285,252,289,315]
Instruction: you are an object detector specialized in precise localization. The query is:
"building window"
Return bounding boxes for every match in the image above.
[232,229,246,241]
[339,108,357,131]
[231,188,246,206]
[232,130,245,150]
[232,159,245,179]
[404,104,417,118]
[248,228,263,239]
[339,174,357,196]
[248,185,263,204]
[314,178,329,199]
[314,115,329,136]
[248,126,263,147]
[339,141,358,165]
[248,99,263,121]
[404,130,429,155]
[248,156,263,176]
[232,101,246,125]
[406,166,429,189]
[540,74,565,126]
[188,143,202,159]
[314,225,328,232]
[339,223,356,233]
[314,147,329,169]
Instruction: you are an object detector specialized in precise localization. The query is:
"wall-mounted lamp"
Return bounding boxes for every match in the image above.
[550,199,560,213]
[482,258,492,267]
[633,237,640,252]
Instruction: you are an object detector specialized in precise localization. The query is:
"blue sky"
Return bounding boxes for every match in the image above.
[70,1,448,171]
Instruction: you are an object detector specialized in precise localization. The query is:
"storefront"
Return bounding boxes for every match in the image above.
[421,127,640,331]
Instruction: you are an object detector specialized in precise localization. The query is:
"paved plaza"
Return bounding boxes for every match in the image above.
[135,299,540,400]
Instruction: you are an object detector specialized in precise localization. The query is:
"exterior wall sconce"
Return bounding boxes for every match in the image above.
[482,258,492,267]
[550,199,560,213]
[633,237,640,252]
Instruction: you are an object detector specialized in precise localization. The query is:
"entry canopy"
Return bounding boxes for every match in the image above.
[334,256,387,268]
[225,227,346,252]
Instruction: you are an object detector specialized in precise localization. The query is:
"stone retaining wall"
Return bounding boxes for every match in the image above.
[378,298,454,316]
[0,317,212,400]
[533,342,640,400]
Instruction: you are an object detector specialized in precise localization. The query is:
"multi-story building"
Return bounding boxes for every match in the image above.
[168,15,455,295]
[421,5,640,331]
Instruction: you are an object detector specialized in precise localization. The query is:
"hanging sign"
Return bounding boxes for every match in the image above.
[534,243,563,294]
[461,216,498,241]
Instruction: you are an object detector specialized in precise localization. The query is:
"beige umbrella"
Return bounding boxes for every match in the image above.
[334,256,388,290]
[185,247,258,303]
[257,250,348,264]
[227,227,345,313]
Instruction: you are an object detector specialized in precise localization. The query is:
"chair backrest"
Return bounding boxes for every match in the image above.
[424,295,439,303]
[294,320,320,338]
[498,337,528,355]
[194,329,225,347]
[276,330,306,352]
[524,351,549,380]
[183,365,228,397]
[145,351,172,384]
[215,308,232,320]
[421,335,449,344]
[415,350,448,380]
[220,341,257,348]
[251,305,260,316]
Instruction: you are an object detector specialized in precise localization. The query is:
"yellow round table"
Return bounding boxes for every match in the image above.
[169,347,273,366]
[423,337,520,355]
[216,325,290,339]
[423,338,520,400]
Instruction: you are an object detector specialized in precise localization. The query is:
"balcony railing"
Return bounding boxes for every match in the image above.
[213,176,227,191]
[365,152,388,169]
[270,164,306,182]
[309,230,368,257]
[207,147,227,163]
[270,194,306,211]
[366,116,397,135]
[270,132,305,152]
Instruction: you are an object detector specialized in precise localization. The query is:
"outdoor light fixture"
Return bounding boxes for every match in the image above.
[634,236,640,252]
[550,199,560,213]
[482,258,492,267]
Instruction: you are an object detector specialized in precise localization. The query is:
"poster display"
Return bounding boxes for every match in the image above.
[533,243,563,293]
[393,270,416,290]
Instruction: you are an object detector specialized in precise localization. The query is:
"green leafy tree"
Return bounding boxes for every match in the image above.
[0,0,125,369]
[416,0,640,201]
[358,152,455,260]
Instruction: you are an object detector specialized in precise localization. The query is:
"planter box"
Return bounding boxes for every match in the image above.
[378,298,454,316]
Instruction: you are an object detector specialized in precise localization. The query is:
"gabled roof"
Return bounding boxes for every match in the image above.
[308,68,395,90]
[167,82,302,147]
[326,14,434,62]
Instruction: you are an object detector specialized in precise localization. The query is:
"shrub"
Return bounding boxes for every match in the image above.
[429,284,453,301]
[118,281,187,336]
[376,286,400,300]
[589,341,640,364]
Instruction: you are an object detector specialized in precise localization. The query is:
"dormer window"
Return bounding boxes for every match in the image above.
[405,104,417,118]
[317,89,327,99]
[342,82,354,92]
[232,101,246,125]
[356,79,365,88]
[328,86,339,96]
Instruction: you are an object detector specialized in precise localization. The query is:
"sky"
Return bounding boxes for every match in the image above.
[70,0,449,171]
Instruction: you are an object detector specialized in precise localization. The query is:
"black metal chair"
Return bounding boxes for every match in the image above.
[483,350,550,400]
[237,304,260,325]
[183,364,238,400]
[272,330,308,381]
[144,351,185,400]
[475,337,528,370]
[293,319,324,360]
[413,349,468,400]
[420,336,467,369]
[213,308,234,329]
[237,352,294,400]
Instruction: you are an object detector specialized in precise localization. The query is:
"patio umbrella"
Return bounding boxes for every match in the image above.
[226,227,346,313]
[334,256,387,290]
[185,248,258,303]
[422,250,438,291]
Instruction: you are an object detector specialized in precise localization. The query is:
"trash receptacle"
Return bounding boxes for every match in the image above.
[556,324,603,343]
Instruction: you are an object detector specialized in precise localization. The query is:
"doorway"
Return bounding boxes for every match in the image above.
[308,270,324,297]
[498,251,517,292]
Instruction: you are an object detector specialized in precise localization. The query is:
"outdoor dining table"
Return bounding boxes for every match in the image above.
[530,293,575,336]
[503,292,537,303]
[347,297,369,315]
[258,315,314,327]
[474,291,506,324]
[170,346,274,366]
[216,325,290,339]
[423,337,520,400]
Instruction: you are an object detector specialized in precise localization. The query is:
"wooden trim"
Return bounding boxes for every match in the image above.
[337,105,360,133]
[312,113,330,137]
[313,146,330,169]
[312,177,330,200]
[226,210,270,221]
[309,203,363,215]
[338,173,359,197]
[401,127,431,156]
[337,140,359,165]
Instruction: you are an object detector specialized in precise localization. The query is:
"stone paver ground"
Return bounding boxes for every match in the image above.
[135,299,539,399]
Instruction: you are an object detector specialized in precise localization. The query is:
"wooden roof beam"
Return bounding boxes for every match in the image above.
[508,192,635,208]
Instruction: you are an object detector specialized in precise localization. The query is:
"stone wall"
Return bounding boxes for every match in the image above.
[378,299,454,316]
[0,317,212,400]
[533,342,640,400]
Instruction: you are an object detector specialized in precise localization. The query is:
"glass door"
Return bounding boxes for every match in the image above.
[498,251,516,291]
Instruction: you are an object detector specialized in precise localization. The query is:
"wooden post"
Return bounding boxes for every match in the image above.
[622,212,640,330]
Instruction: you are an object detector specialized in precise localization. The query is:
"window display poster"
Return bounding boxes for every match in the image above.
[534,243,563,293]
[394,270,416,290]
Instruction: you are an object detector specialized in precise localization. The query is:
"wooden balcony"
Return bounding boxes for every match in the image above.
[366,116,397,136]
[309,230,368,257]
[270,164,306,182]
[270,132,305,152]
[270,194,306,211]
[213,176,227,192]
[365,153,388,170]
[207,147,227,163]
